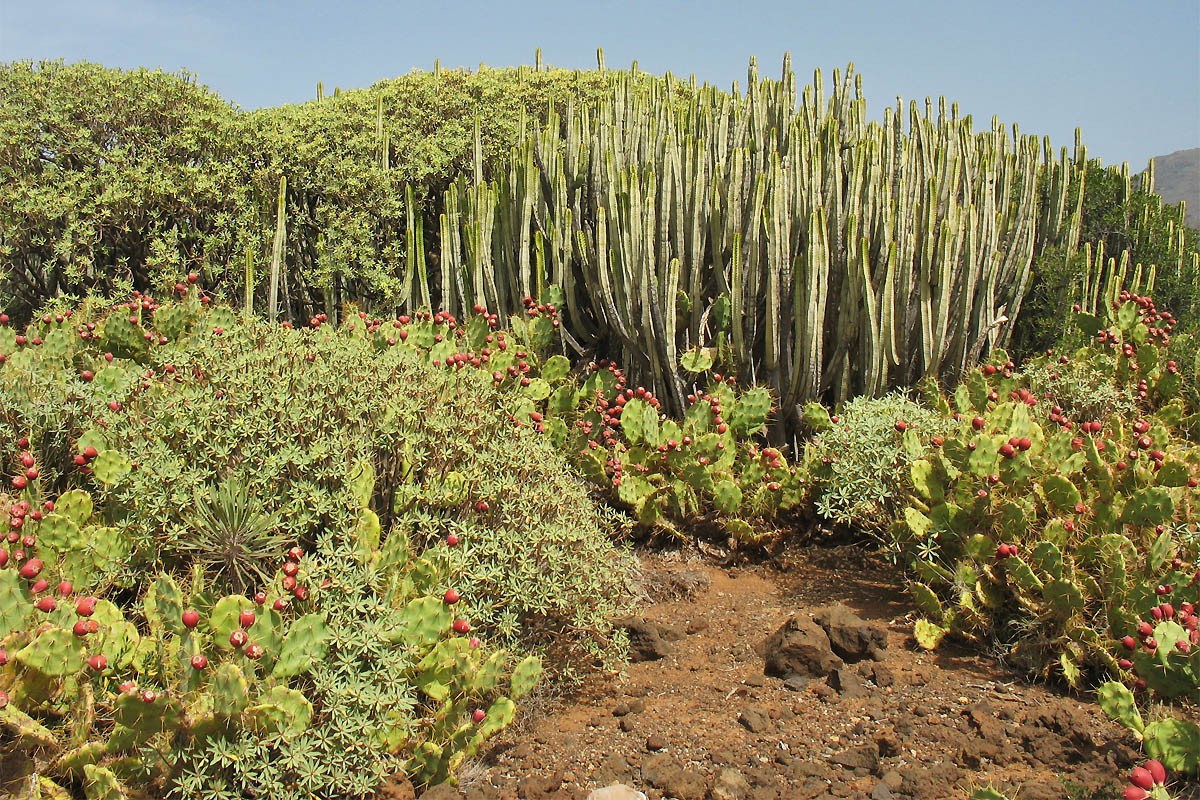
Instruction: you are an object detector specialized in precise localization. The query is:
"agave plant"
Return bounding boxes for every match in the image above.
[175,477,288,594]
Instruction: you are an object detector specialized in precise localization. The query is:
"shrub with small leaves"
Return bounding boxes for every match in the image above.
[804,390,958,533]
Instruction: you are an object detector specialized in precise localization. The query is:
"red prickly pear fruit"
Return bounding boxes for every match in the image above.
[191,654,208,670]
[1137,621,1154,637]
[1129,767,1155,791]
[475,500,489,512]
[182,609,200,629]
[31,579,49,594]
[0,649,7,666]
[469,637,481,648]
[1121,636,1137,650]
[18,559,43,579]
[1124,787,1148,800]
[0,549,7,568]
[272,597,289,611]
[293,586,309,601]
[87,654,107,672]
[142,690,157,704]
[443,589,461,604]
[1160,604,1174,619]
[971,416,986,430]
[1145,761,1166,785]
[452,619,470,634]
[76,597,96,616]
[1144,637,1157,651]
[1118,659,1133,669]
[229,629,248,648]
[119,681,137,694]
[282,561,299,577]
[57,581,73,596]
[254,592,267,605]
[73,620,91,637]
[472,708,486,723]
[445,533,460,546]
[288,546,304,561]
[281,575,297,591]
[245,643,265,659]
[34,597,56,612]
[239,610,256,629]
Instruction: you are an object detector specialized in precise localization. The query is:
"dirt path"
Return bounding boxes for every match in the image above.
[401,547,1165,800]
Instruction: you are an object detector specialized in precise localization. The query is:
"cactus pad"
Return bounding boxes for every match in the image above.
[16,628,86,678]
[271,613,329,679]
[90,451,132,485]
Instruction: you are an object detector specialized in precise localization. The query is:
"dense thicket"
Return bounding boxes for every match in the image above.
[0,60,627,318]
[1,58,1196,427]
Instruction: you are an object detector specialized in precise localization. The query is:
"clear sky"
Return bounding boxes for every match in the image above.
[3,0,1198,171]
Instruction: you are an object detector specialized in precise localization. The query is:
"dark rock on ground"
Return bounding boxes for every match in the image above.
[763,614,843,679]
[812,604,888,662]
[738,706,772,733]
[618,617,681,662]
[826,667,870,698]
[641,754,708,800]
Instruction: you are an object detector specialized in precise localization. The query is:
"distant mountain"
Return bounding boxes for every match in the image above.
[1143,147,1199,230]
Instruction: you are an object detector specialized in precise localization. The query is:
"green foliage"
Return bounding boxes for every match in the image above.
[175,479,288,595]
[862,302,1200,693]
[1017,158,1199,357]
[0,296,635,671]
[0,59,630,320]
[807,391,959,531]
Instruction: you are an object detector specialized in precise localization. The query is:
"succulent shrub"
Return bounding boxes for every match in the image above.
[880,295,1199,692]
[1022,350,1140,422]
[803,390,958,533]
[1098,681,1198,791]
[347,293,811,547]
[0,488,541,798]
[0,289,637,672]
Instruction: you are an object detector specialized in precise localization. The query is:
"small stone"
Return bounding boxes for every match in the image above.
[870,784,894,800]
[738,706,772,733]
[710,767,752,800]
[620,716,637,732]
[613,702,632,717]
[419,785,461,800]
[686,619,709,635]
[629,698,646,714]
[646,734,668,751]
[784,676,810,692]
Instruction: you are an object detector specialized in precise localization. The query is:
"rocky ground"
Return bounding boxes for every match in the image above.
[380,545,1200,800]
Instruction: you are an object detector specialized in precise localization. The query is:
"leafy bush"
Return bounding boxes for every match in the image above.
[803,391,958,532]
[885,296,1199,693]
[1022,350,1139,422]
[0,60,653,319]
[0,290,635,671]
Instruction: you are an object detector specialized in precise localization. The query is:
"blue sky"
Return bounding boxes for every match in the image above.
[3,0,1197,170]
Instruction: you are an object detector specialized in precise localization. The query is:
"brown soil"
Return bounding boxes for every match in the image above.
[391,545,1200,800]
